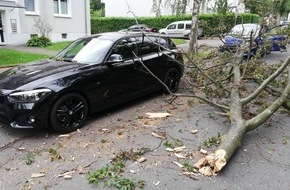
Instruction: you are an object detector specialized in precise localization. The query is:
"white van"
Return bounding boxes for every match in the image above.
[159,20,203,39]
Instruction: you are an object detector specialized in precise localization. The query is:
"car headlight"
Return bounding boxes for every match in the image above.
[8,89,52,103]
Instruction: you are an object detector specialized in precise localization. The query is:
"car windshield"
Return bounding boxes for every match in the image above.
[54,37,113,63]
[228,24,260,38]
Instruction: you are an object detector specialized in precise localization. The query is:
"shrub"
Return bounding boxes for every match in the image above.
[27,36,52,47]
[91,13,259,36]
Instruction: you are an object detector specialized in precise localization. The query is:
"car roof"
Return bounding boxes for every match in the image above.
[171,20,192,24]
[233,23,260,27]
[81,32,167,42]
[129,24,148,28]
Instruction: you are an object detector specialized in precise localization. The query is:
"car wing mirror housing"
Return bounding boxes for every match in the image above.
[107,54,124,64]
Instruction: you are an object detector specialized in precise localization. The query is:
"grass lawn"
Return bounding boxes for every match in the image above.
[0,49,50,67]
[172,38,187,45]
[45,41,72,51]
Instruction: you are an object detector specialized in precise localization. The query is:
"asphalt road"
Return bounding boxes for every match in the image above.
[0,41,290,190]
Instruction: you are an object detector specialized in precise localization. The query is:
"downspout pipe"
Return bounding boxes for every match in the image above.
[84,0,89,35]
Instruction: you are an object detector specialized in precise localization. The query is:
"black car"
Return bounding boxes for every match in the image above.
[0,32,184,132]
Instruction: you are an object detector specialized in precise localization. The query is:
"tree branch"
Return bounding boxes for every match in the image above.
[241,56,290,106]
[183,53,231,93]
[132,52,230,111]
[245,68,290,131]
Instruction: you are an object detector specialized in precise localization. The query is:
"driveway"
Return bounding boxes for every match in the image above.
[0,41,290,190]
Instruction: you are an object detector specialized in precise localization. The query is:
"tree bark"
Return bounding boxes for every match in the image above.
[189,0,201,53]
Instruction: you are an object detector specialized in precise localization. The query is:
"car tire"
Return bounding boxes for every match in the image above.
[50,93,88,133]
[163,67,180,93]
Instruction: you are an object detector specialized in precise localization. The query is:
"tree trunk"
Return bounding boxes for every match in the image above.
[189,0,201,53]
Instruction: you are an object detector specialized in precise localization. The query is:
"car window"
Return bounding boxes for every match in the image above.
[185,24,191,29]
[168,24,176,30]
[111,37,137,59]
[135,35,174,55]
[157,37,168,48]
[136,36,159,55]
[157,36,176,49]
[229,24,260,37]
[177,23,184,29]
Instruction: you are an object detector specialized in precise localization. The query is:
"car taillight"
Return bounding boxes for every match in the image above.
[148,28,153,32]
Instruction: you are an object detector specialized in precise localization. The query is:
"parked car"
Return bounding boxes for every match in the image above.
[159,20,204,39]
[119,24,158,33]
[0,32,184,132]
[220,23,287,57]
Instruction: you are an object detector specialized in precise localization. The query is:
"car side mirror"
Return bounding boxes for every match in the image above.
[107,54,124,63]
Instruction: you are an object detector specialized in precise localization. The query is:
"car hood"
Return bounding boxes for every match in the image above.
[0,59,86,90]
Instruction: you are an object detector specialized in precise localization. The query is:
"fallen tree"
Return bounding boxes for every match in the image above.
[131,0,290,177]
[193,55,290,176]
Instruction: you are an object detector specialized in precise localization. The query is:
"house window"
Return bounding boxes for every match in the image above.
[54,0,70,16]
[24,0,39,14]
[30,34,38,38]
[61,33,67,39]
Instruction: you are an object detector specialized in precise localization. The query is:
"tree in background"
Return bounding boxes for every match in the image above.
[172,0,189,15]
[91,0,104,10]
[152,0,162,16]
[90,0,105,17]
[272,0,290,24]
[152,0,190,16]
[215,0,228,14]
[245,0,290,25]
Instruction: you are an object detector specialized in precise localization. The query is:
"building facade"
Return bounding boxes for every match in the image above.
[0,0,91,45]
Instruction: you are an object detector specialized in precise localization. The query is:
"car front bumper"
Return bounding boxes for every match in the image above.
[0,95,51,129]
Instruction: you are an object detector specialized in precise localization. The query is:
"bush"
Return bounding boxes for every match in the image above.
[27,36,52,47]
[91,13,260,36]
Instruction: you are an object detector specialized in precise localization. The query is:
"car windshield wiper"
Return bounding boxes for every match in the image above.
[51,57,74,62]
[62,58,72,62]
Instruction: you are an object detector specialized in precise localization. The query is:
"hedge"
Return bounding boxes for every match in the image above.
[91,13,259,36]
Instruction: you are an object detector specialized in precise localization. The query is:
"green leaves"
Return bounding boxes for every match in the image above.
[87,148,150,189]
[25,153,35,165]
[26,36,52,47]
[203,133,222,148]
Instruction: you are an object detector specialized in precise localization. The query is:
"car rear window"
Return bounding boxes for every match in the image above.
[186,24,191,29]
[136,35,173,55]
